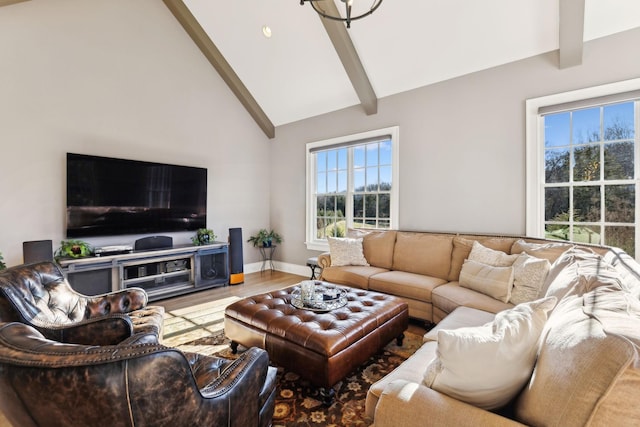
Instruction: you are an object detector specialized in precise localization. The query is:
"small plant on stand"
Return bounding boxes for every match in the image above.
[54,240,93,261]
[192,228,217,246]
[0,252,6,270]
[247,229,283,247]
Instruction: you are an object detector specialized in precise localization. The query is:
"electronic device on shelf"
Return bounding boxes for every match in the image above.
[94,245,134,257]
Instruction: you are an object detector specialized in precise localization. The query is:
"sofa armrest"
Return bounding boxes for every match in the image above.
[198,347,271,399]
[373,380,525,427]
[183,351,235,389]
[36,315,134,346]
[317,252,332,269]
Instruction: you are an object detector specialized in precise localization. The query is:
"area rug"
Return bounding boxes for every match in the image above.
[163,298,423,426]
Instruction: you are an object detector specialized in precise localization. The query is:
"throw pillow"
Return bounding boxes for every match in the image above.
[423,296,558,410]
[327,237,369,267]
[459,259,514,303]
[511,239,574,263]
[510,253,551,305]
[448,236,517,281]
[468,241,519,267]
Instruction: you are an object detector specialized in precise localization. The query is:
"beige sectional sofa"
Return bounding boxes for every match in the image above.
[317,230,640,426]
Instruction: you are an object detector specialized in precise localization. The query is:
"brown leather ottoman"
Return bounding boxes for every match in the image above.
[224,285,409,401]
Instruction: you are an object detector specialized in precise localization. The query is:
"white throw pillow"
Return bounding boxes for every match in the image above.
[468,240,518,267]
[459,259,514,303]
[511,239,574,263]
[423,296,558,410]
[510,253,551,305]
[327,237,369,267]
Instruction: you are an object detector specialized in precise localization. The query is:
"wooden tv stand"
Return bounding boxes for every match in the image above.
[58,243,229,301]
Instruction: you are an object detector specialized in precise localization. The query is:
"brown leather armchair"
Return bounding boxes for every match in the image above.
[0,321,277,427]
[0,261,164,345]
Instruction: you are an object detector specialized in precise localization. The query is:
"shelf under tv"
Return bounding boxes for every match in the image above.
[58,243,229,301]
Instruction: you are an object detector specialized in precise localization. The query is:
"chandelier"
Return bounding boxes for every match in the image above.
[300,0,383,29]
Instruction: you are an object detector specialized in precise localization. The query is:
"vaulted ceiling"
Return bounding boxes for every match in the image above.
[7,0,639,138]
[162,0,640,138]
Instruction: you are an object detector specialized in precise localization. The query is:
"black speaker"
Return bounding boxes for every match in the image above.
[134,236,173,251]
[228,227,244,285]
[23,240,53,264]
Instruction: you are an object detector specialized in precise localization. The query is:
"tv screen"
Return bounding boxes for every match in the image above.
[66,153,207,238]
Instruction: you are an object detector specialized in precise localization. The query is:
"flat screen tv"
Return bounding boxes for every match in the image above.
[66,153,207,238]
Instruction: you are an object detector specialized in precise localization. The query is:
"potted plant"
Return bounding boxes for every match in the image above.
[54,240,93,261]
[192,228,217,246]
[0,252,6,270]
[247,229,283,247]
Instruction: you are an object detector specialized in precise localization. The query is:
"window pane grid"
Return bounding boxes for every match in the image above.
[314,139,392,240]
[543,101,637,256]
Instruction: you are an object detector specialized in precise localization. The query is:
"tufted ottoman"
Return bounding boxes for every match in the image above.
[224,285,408,402]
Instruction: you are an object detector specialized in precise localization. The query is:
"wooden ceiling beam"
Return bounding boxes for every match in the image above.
[317,1,378,116]
[0,0,29,7]
[163,0,275,139]
[559,0,585,69]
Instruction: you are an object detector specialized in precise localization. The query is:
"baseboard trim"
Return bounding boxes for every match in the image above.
[243,261,311,279]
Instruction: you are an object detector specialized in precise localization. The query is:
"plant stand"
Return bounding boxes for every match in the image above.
[259,245,276,273]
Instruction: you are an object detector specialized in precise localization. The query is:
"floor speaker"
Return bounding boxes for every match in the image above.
[23,240,54,264]
[229,227,244,285]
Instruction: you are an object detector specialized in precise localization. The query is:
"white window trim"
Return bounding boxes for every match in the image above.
[305,126,400,252]
[525,77,640,240]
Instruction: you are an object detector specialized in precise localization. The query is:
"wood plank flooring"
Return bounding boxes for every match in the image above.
[157,270,306,312]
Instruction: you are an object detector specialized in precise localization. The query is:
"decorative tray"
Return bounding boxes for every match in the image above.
[290,283,348,312]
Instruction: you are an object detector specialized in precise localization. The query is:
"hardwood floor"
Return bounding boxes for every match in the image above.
[157,270,427,336]
[157,270,307,312]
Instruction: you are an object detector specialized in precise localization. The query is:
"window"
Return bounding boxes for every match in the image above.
[526,80,640,258]
[306,126,399,251]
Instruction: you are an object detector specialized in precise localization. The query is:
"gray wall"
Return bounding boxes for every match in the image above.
[1,1,639,270]
[0,0,271,267]
[271,27,640,266]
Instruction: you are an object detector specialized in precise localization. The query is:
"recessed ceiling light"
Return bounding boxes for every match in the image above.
[262,25,272,38]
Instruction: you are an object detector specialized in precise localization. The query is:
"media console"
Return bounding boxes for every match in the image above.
[58,243,229,301]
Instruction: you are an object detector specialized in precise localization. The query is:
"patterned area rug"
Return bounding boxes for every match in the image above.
[162,298,423,426]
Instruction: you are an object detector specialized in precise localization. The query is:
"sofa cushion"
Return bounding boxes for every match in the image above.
[424,306,495,342]
[431,282,514,318]
[448,237,476,281]
[327,237,369,266]
[347,229,397,269]
[543,248,624,300]
[509,253,551,305]
[321,265,389,290]
[392,232,453,280]
[515,288,640,426]
[447,236,517,281]
[423,297,557,410]
[369,270,447,303]
[603,248,640,298]
[511,239,574,263]
[365,340,438,420]
[459,260,514,303]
